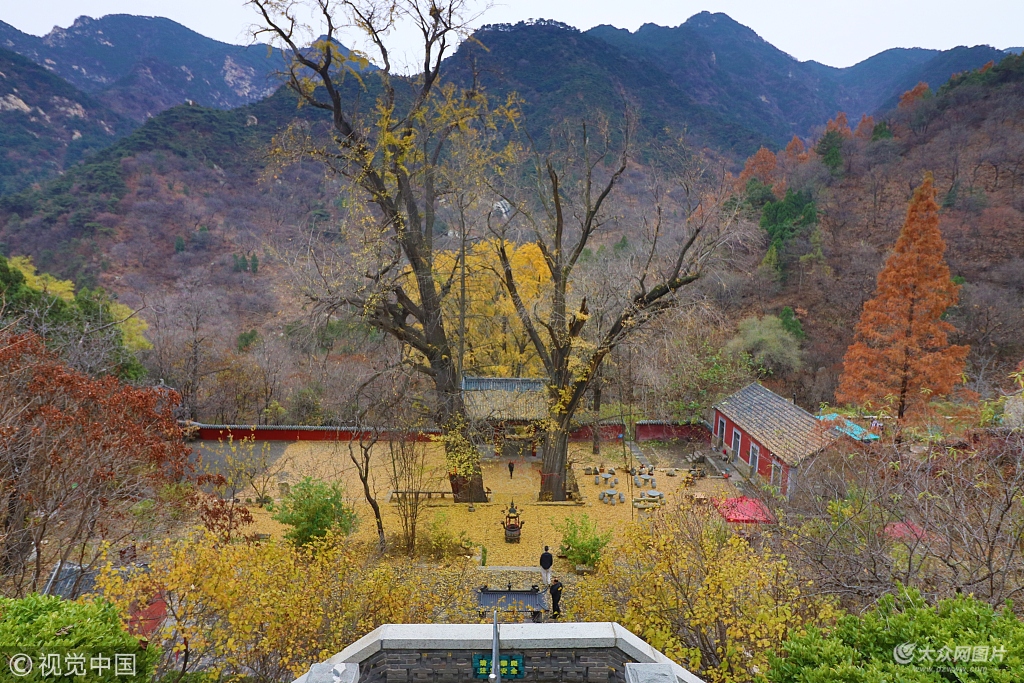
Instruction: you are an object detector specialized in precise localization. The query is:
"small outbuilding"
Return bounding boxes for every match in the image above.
[462,376,548,458]
[711,383,838,497]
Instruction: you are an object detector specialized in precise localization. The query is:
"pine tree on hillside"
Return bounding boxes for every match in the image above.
[836,174,969,420]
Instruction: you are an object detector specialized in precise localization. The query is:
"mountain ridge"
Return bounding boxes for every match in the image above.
[0,14,289,121]
[0,46,134,195]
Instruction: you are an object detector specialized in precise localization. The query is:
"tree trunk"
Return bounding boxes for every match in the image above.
[540,428,570,501]
[592,384,602,456]
[435,363,488,503]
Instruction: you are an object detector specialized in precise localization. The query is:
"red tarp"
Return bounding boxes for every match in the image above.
[713,496,774,524]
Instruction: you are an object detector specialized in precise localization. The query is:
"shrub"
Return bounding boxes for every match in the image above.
[726,315,803,377]
[778,306,806,339]
[556,514,611,568]
[0,594,158,682]
[270,477,357,546]
[236,329,259,352]
[423,511,470,559]
[768,587,1024,682]
[174,236,186,253]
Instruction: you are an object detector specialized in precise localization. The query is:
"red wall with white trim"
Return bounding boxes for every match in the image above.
[713,409,791,496]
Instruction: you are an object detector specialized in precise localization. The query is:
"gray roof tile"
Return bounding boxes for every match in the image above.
[714,383,837,466]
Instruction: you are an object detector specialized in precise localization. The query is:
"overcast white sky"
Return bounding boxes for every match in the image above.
[1,1,1021,68]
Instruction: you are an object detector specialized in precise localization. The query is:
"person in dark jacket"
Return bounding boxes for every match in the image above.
[539,546,554,584]
[508,461,515,479]
[549,578,563,619]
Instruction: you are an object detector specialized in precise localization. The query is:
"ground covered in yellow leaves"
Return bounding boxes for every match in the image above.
[244,439,738,568]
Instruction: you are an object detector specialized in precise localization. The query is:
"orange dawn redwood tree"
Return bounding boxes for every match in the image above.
[836,174,969,419]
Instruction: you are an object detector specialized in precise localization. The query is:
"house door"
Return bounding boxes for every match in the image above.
[731,429,742,459]
[717,417,726,438]
[749,444,760,475]
[771,461,782,488]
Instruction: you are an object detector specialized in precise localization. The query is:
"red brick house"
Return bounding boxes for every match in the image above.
[712,383,837,497]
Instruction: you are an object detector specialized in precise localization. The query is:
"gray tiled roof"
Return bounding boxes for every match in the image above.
[463,376,549,422]
[462,376,546,392]
[44,563,97,599]
[714,383,837,466]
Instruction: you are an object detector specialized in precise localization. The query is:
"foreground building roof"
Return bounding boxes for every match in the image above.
[294,622,704,683]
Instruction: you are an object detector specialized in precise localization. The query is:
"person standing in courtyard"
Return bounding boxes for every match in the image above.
[549,577,563,619]
[539,546,553,584]
[508,460,515,479]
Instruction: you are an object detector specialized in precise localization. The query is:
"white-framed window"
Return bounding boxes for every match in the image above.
[717,417,725,436]
[749,443,760,473]
[732,429,742,458]
[771,461,783,488]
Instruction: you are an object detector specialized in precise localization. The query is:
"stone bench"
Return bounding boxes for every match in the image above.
[388,490,451,502]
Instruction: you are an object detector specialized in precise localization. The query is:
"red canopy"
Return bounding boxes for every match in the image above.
[883,521,927,543]
[713,496,774,524]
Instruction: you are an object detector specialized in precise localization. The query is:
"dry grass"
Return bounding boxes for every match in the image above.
[241,439,739,569]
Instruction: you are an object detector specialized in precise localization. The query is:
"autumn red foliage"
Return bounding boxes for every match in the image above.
[0,329,190,594]
[782,135,809,164]
[898,82,931,109]
[739,147,778,183]
[854,114,875,140]
[825,112,853,138]
[738,146,786,196]
[836,174,969,419]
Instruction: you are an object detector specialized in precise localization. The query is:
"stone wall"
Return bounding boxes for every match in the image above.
[360,647,635,683]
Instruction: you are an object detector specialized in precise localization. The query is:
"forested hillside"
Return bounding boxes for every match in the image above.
[0,15,289,120]
[585,12,1006,145]
[713,54,1024,408]
[0,12,1021,426]
[0,47,134,194]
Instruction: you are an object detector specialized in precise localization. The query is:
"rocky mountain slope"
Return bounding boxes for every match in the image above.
[584,12,1006,144]
[0,14,288,121]
[0,47,134,194]
[2,12,1007,151]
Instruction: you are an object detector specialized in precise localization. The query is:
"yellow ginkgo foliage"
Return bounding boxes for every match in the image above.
[431,239,551,378]
[108,302,153,351]
[8,255,151,350]
[98,531,479,681]
[9,255,76,301]
[569,504,838,683]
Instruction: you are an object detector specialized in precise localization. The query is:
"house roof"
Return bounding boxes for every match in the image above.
[462,376,548,422]
[714,383,837,466]
[44,563,97,599]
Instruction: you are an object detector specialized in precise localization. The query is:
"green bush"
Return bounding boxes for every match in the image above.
[556,514,611,568]
[725,315,803,377]
[778,307,806,340]
[815,129,844,175]
[871,121,894,141]
[760,189,817,250]
[236,329,259,352]
[270,477,358,546]
[769,587,1024,682]
[424,511,471,559]
[0,594,157,682]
